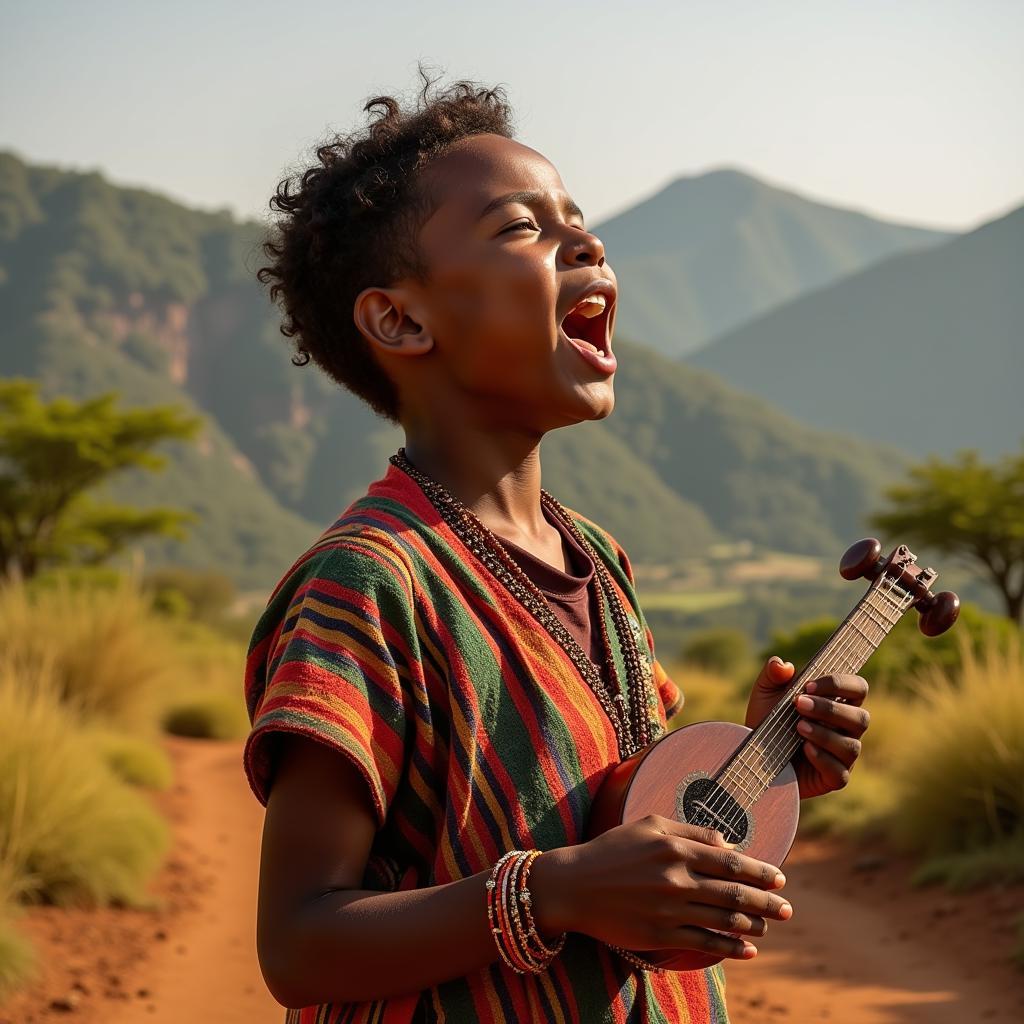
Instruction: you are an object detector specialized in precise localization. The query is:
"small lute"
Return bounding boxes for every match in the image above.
[587,538,960,971]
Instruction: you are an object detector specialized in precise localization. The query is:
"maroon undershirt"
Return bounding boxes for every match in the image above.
[496,503,605,669]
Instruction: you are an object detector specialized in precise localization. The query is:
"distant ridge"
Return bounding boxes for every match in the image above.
[691,203,1024,458]
[0,151,908,583]
[593,167,951,357]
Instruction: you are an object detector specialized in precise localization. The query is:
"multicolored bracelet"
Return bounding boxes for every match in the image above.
[486,849,567,974]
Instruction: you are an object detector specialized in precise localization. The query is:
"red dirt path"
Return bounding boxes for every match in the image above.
[1,734,1022,1023]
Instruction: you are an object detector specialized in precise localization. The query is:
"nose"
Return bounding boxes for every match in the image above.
[561,228,606,268]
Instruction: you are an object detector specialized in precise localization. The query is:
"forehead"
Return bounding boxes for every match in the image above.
[419,134,568,225]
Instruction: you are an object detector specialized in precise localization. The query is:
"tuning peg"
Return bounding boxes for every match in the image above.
[918,591,960,636]
[840,538,884,581]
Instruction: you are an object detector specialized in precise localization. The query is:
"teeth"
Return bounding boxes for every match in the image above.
[573,294,607,319]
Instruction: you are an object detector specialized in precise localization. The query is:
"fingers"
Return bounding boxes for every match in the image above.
[685,841,786,891]
[659,927,759,960]
[804,673,869,705]
[754,655,795,692]
[801,738,853,788]
[677,903,769,938]
[794,692,871,738]
[686,877,794,922]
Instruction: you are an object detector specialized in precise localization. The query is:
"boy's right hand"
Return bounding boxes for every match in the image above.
[530,814,792,961]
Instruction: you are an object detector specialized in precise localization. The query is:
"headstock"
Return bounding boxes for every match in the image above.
[840,537,960,636]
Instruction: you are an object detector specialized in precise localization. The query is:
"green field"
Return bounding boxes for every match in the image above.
[639,589,744,613]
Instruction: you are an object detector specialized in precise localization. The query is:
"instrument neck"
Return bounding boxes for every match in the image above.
[714,576,915,805]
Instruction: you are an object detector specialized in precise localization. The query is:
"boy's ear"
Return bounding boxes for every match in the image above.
[353,287,434,358]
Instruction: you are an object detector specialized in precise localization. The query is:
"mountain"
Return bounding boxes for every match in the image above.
[561,340,905,556]
[592,168,951,357]
[0,150,907,585]
[0,150,322,588]
[690,204,1024,458]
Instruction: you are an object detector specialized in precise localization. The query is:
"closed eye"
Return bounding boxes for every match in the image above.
[500,219,538,234]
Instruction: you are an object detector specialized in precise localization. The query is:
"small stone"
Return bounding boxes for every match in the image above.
[49,992,80,1012]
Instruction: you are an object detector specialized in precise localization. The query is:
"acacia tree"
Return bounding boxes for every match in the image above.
[0,378,202,580]
[871,446,1024,624]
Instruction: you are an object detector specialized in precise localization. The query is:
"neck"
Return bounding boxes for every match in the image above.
[717,576,916,805]
[401,423,548,541]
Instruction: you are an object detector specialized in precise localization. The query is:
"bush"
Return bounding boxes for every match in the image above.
[0,659,170,911]
[85,729,174,790]
[141,565,237,623]
[888,634,1024,863]
[667,663,748,726]
[163,691,250,740]
[764,601,1020,692]
[0,574,174,735]
[680,627,751,679]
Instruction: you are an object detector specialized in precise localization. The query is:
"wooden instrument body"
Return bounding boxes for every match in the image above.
[587,720,800,971]
[584,538,959,972]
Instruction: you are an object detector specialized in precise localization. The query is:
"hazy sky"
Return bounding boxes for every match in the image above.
[2,0,1020,231]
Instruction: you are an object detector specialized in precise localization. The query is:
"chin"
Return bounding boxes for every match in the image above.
[549,383,615,429]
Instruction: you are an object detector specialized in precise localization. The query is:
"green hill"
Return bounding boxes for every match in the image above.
[593,168,950,357]
[0,150,908,584]
[691,204,1024,457]
[0,151,321,587]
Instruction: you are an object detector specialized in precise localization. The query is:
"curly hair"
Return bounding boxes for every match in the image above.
[256,70,515,423]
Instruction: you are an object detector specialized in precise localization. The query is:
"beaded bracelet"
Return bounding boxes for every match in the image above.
[606,942,667,973]
[486,849,566,974]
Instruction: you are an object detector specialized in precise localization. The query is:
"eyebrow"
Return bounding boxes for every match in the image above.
[476,190,585,224]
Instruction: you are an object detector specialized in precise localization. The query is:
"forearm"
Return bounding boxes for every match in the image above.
[268,850,573,1007]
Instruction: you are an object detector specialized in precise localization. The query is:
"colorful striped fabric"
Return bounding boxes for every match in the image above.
[243,457,729,1023]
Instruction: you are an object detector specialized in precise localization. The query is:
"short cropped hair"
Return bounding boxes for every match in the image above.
[256,71,514,422]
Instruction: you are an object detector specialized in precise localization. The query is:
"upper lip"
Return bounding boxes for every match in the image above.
[558,278,617,353]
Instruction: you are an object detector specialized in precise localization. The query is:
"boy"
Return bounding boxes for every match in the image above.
[243,75,869,1024]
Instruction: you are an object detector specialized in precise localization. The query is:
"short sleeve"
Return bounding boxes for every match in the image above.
[242,543,419,827]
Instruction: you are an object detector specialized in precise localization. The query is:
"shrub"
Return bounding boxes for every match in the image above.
[764,602,1019,692]
[0,660,170,910]
[85,729,174,789]
[680,627,751,679]
[163,691,250,740]
[141,565,237,623]
[0,574,174,735]
[668,663,748,726]
[888,634,1024,864]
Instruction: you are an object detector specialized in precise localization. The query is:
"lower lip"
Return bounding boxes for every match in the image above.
[564,333,617,375]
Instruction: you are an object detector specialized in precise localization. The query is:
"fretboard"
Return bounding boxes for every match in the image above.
[715,576,915,806]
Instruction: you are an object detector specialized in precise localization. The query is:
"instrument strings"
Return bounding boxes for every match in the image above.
[697,572,913,832]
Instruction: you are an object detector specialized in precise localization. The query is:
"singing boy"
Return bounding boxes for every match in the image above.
[243,74,869,1024]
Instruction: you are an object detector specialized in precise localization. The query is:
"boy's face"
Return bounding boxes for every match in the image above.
[390,133,617,431]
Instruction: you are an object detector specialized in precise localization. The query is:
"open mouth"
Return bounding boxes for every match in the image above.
[559,291,612,356]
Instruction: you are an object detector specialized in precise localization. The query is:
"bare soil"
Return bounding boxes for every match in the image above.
[2,735,1022,1023]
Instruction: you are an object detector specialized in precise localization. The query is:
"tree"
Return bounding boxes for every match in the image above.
[0,378,203,580]
[871,446,1024,624]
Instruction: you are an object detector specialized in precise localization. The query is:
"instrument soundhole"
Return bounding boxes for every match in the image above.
[679,777,749,845]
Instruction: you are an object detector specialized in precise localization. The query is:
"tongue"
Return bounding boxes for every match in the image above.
[571,338,600,354]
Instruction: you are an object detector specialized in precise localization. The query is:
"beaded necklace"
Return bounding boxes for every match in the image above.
[390,447,659,759]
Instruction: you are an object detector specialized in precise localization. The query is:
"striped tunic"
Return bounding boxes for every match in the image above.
[243,457,730,1023]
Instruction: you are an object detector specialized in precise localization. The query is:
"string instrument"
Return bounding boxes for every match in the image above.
[587,538,960,971]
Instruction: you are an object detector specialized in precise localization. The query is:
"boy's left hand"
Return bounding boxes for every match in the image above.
[744,656,870,800]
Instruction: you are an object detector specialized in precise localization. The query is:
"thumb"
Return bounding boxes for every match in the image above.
[754,655,795,692]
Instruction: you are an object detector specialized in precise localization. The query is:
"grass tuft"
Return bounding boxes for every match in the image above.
[0,904,37,1001]
[888,633,1024,858]
[0,659,170,911]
